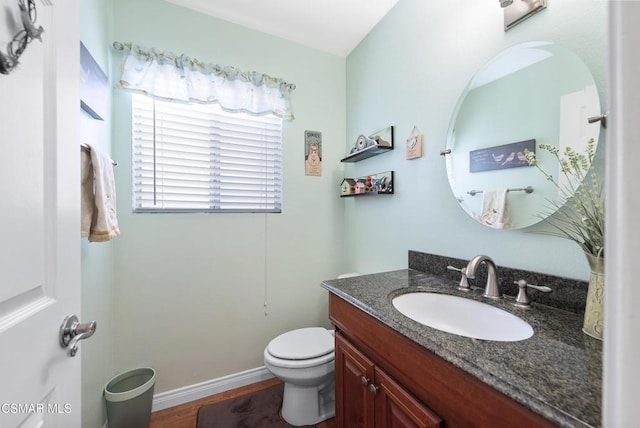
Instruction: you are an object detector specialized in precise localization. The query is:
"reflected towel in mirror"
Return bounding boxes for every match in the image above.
[477,189,509,229]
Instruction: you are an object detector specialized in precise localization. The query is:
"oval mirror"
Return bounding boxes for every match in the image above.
[445,41,602,229]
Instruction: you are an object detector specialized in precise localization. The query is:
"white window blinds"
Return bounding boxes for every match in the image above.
[131,94,283,213]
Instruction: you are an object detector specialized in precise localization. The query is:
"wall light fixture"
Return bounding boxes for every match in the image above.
[503,0,547,31]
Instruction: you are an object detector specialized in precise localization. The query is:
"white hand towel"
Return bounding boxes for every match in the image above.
[87,145,120,242]
[80,149,94,238]
[479,189,509,229]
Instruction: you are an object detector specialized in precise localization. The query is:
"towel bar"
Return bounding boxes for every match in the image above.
[467,186,533,196]
[81,143,117,166]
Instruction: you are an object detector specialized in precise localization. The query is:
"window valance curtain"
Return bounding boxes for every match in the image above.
[112,41,296,120]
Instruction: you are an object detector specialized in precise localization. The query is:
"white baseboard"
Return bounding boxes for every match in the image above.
[151,366,274,412]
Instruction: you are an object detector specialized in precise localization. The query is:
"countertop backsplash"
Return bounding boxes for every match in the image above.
[408,250,589,314]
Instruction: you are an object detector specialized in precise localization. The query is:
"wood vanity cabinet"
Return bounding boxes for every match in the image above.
[336,332,442,427]
[329,293,558,428]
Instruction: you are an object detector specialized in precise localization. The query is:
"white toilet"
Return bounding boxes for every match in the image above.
[264,327,336,426]
[263,273,361,426]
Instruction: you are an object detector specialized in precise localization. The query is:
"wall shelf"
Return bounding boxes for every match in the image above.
[340,192,394,198]
[340,144,393,163]
[341,126,394,163]
[340,171,394,197]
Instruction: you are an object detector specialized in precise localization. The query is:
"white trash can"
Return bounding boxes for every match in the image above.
[104,368,156,428]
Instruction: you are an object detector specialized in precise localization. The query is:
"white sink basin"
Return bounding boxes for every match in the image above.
[392,292,533,342]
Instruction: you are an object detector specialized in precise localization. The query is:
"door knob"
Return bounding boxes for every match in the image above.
[59,315,97,357]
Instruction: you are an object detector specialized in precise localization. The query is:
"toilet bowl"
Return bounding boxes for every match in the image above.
[263,327,335,426]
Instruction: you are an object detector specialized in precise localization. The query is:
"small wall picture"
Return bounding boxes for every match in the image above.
[305,130,322,176]
[80,42,108,120]
[406,126,423,160]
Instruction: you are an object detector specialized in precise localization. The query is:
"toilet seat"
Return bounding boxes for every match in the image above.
[265,327,334,369]
[267,327,334,360]
[264,348,334,369]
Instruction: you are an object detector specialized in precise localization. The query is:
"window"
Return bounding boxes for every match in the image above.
[131,94,283,213]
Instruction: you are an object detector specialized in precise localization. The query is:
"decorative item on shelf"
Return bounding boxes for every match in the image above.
[525,138,604,340]
[340,171,394,197]
[406,126,423,160]
[340,179,356,196]
[0,0,44,75]
[341,126,394,163]
[304,130,322,176]
[353,134,376,153]
[355,181,367,194]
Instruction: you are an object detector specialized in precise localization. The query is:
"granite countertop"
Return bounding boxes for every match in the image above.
[321,269,602,428]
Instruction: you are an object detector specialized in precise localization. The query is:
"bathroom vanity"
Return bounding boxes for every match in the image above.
[326,38,604,428]
[322,263,601,428]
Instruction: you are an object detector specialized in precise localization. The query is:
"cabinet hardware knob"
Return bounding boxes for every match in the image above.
[361,376,370,387]
[368,383,378,395]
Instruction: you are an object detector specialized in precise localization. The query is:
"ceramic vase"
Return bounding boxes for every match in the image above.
[582,252,604,340]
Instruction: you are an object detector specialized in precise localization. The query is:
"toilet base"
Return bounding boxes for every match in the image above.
[281,378,335,426]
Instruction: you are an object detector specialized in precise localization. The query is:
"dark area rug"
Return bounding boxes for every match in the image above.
[197,383,317,428]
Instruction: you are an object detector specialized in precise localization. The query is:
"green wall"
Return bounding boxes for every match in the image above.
[80,1,115,427]
[345,0,606,280]
[110,0,346,394]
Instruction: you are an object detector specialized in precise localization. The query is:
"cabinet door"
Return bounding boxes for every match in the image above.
[335,332,376,428]
[375,368,443,428]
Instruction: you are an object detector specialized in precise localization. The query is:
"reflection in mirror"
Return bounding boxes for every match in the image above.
[445,41,601,229]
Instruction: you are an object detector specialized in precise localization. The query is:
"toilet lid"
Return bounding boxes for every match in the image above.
[267,327,334,360]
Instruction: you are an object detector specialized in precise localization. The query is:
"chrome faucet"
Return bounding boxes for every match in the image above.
[465,255,501,299]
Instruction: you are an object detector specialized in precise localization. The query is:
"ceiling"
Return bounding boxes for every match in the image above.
[164,0,399,57]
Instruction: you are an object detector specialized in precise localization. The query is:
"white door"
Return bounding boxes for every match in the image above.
[0,0,82,427]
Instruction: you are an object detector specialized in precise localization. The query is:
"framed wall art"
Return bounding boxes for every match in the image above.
[80,42,108,120]
[304,130,322,176]
[469,139,535,173]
